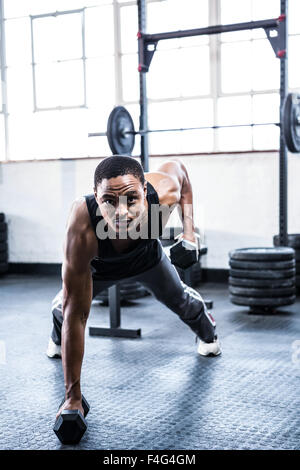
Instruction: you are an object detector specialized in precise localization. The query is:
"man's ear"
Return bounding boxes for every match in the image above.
[143,181,147,198]
[94,187,97,200]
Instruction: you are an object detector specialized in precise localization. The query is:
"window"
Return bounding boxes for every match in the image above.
[3,0,115,160]
[0,0,299,160]
[31,10,86,110]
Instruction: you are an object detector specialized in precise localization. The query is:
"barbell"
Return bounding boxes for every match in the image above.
[88,93,300,155]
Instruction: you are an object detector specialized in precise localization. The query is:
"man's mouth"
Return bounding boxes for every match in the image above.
[115,220,130,228]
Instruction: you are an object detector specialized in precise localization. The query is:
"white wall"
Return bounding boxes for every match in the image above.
[0,152,299,268]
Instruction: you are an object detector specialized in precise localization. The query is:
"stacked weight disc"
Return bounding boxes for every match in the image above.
[229,247,296,313]
[95,280,150,305]
[0,213,8,275]
[274,234,300,293]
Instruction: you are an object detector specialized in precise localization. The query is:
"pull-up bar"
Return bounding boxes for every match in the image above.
[138,15,286,72]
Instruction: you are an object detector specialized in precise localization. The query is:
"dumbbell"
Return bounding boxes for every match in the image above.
[170,233,203,269]
[53,395,90,445]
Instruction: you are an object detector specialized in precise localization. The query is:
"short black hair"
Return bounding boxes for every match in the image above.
[94,155,145,189]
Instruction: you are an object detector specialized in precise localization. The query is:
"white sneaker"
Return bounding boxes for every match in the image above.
[197,337,221,357]
[46,338,62,358]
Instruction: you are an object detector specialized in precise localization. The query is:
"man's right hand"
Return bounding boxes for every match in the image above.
[56,397,84,421]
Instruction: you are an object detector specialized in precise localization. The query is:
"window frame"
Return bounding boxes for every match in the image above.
[30,7,87,112]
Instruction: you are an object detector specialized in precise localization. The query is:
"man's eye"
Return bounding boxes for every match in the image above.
[104,199,115,205]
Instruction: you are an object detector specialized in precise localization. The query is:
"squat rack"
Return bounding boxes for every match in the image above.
[90,0,289,339]
[137,0,288,246]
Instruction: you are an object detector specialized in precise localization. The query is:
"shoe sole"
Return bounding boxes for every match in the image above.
[197,348,222,357]
[46,351,62,359]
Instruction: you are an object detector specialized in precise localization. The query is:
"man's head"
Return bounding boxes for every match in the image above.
[94,156,147,237]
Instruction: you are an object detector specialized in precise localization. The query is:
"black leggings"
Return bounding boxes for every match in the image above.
[51,252,216,345]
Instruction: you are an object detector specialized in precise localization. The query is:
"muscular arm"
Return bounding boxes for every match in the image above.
[59,199,98,415]
[150,159,196,243]
[177,162,196,243]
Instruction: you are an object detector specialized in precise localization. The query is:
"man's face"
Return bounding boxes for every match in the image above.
[94,175,147,238]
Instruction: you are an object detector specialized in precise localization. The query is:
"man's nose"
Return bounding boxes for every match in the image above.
[115,197,129,219]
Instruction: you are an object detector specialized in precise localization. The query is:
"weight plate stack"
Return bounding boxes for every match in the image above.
[229,247,296,313]
[95,280,150,305]
[274,234,300,293]
[0,214,8,275]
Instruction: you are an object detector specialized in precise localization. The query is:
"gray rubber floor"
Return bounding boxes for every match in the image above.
[0,273,299,450]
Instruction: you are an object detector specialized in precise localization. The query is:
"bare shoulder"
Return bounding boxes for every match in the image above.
[145,159,185,206]
[63,197,98,270]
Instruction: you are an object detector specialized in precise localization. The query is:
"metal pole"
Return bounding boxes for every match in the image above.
[279,0,288,246]
[137,0,149,171]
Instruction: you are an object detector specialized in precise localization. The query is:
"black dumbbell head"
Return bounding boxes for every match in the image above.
[54,410,87,445]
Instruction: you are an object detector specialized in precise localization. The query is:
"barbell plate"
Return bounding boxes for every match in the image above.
[283,93,300,153]
[107,106,135,156]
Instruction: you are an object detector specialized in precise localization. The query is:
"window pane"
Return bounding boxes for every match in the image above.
[5,18,32,66]
[35,61,84,108]
[56,13,83,61]
[34,63,60,108]
[252,0,280,21]
[121,54,139,102]
[252,93,280,124]
[6,66,33,113]
[253,124,279,150]
[149,128,213,155]
[180,129,213,153]
[86,57,115,109]
[289,0,300,34]
[120,5,138,54]
[148,0,209,33]
[252,39,279,91]
[149,101,182,130]
[289,36,300,89]
[218,127,252,151]
[149,132,182,155]
[85,5,114,58]
[218,96,252,125]
[58,61,85,107]
[180,99,213,127]
[33,12,83,63]
[179,47,210,96]
[148,50,181,99]
[148,47,210,100]
[32,16,58,63]
[220,0,252,42]
[148,99,213,154]
[9,108,91,160]
[221,0,252,24]
[221,42,252,93]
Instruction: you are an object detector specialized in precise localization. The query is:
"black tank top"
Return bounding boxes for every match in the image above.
[85,182,163,281]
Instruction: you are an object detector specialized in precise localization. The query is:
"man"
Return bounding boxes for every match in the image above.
[47,156,221,419]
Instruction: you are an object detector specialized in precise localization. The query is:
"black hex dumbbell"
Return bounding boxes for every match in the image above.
[53,395,90,445]
[170,234,201,269]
